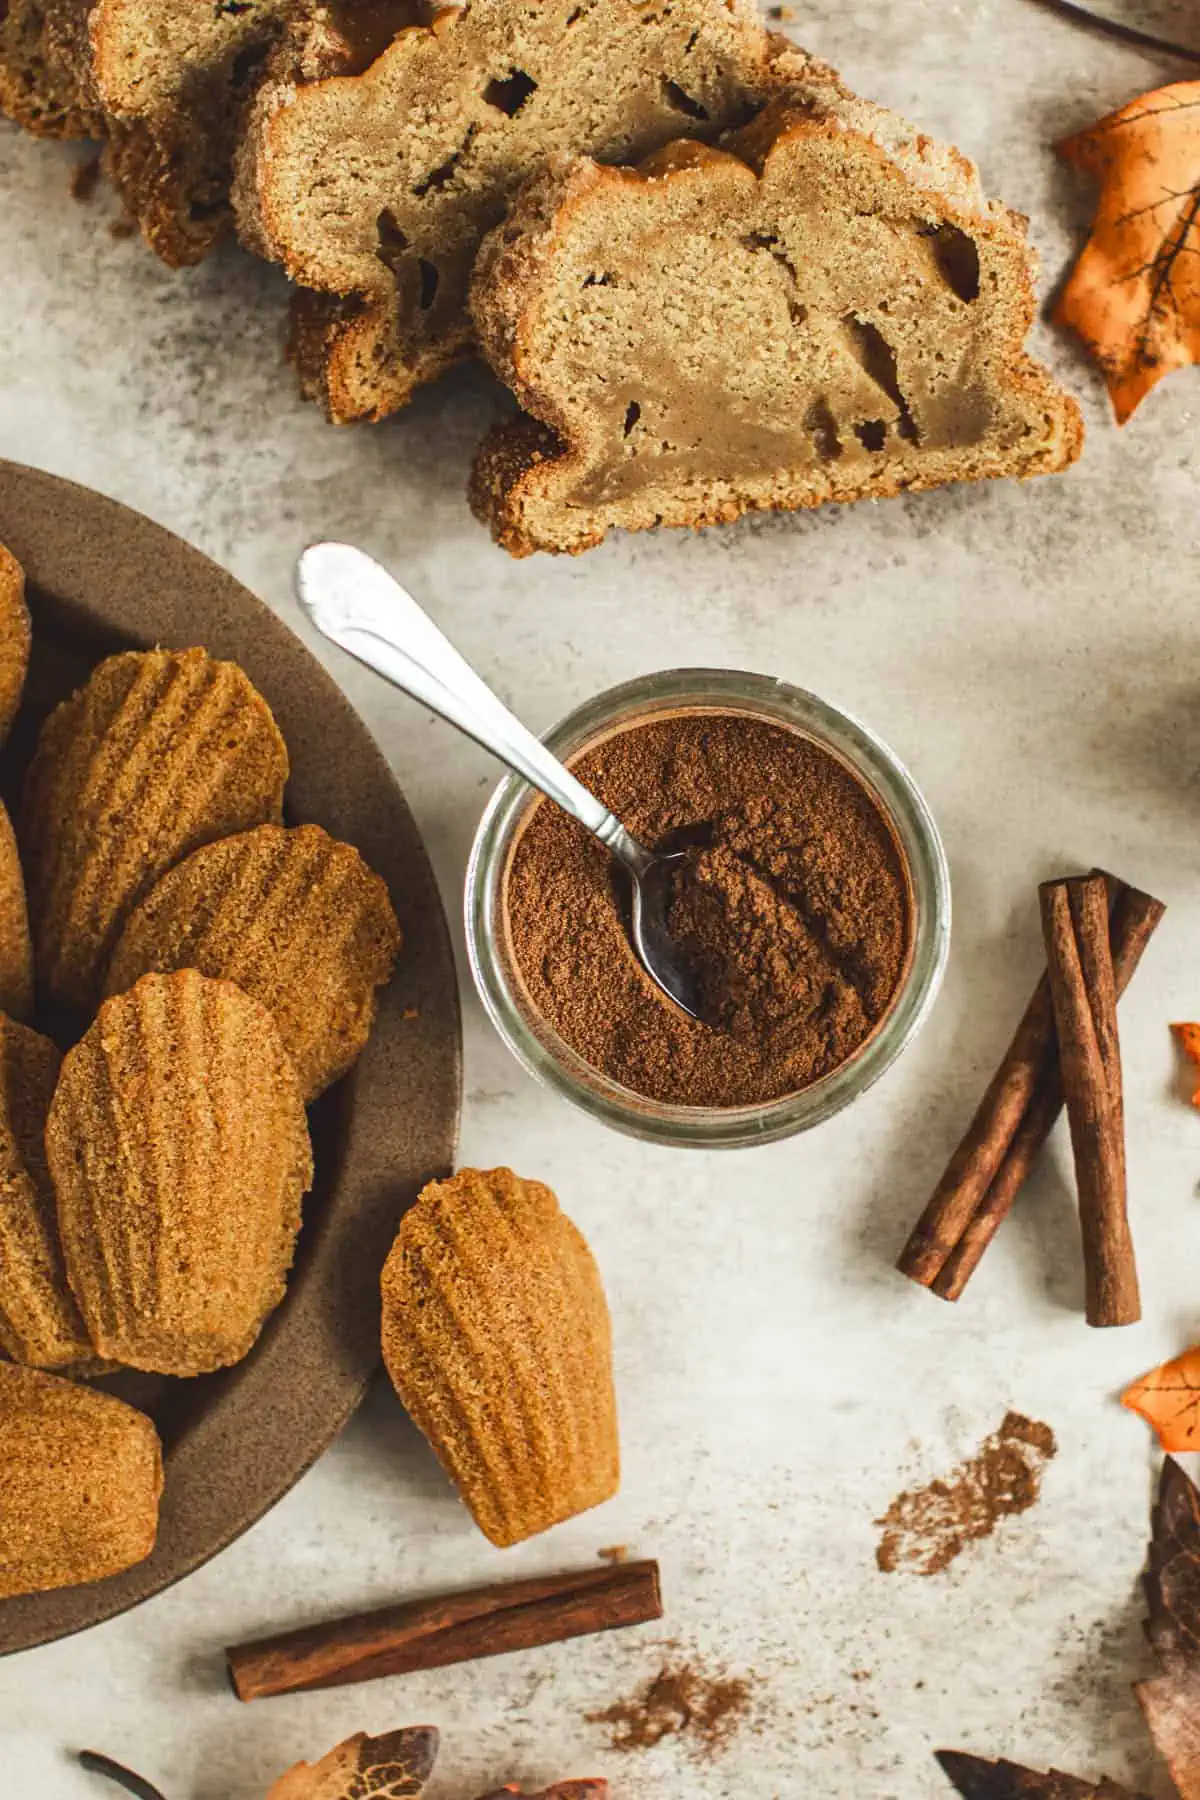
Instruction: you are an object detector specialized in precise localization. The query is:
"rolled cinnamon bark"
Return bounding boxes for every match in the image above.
[1040,873,1138,1327]
[227,1560,663,1702]
[930,880,1163,1300]
[897,872,1163,1300]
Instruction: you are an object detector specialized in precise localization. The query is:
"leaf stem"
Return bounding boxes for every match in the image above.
[1026,0,1200,64]
[78,1751,169,1800]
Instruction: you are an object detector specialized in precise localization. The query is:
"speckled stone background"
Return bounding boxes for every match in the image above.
[2,2,1199,1796]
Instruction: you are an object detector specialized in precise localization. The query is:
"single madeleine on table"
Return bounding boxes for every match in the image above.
[106,822,402,1101]
[46,969,313,1376]
[20,646,289,1011]
[0,1364,161,1598]
[381,1168,619,1546]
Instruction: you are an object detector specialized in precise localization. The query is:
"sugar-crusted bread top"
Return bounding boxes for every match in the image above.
[469,87,1082,555]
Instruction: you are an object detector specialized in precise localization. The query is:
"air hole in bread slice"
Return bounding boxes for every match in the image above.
[623,401,641,436]
[418,260,439,309]
[923,221,980,303]
[413,125,478,197]
[484,69,538,116]
[582,271,614,288]
[376,208,410,273]
[661,79,708,121]
[854,419,887,452]
[841,315,919,443]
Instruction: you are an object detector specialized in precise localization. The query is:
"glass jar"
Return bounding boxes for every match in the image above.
[465,668,950,1149]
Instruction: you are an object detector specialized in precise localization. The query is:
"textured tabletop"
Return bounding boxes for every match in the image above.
[1,2,1198,1796]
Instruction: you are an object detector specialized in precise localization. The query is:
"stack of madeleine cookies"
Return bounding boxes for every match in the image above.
[0,538,401,1600]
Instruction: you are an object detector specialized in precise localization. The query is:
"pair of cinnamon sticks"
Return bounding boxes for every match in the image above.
[898,869,1164,1326]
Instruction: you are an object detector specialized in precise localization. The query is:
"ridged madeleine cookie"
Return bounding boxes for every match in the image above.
[0,1363,162,1597]
[0,800,33,1022]
[381,1167,619,1547]
[20,646,289,1012]
[105,823,401,1101]
[0,1015,92,1368]
[0,542,31,746]
[268,1728,439,1800]
[47,970,313,1376]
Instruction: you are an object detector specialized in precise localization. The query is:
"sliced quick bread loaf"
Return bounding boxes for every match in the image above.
[469,82,1083,555]
[236,0,792,423]
[59,0,416,266]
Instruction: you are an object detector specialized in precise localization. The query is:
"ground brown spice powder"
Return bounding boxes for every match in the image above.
[504,710,911,1108]
[875,1411,1059,1577]
[588,1654,758,1757]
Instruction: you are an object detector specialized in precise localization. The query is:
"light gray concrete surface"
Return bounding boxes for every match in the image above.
[1,3,1199,1795]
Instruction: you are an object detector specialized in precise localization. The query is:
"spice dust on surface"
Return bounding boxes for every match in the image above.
[587,1652,760,1759]
[876,1412,1058,1577]
[505,711,911,1108]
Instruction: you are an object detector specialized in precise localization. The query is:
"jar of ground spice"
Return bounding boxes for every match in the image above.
[466,670,950,1148]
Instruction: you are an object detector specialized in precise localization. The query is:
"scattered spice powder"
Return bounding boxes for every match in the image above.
[587,1653,758,1759]
[876,1412,1058,1577]
[505,711,911,1108]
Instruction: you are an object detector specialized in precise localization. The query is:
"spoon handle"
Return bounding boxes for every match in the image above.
[297,543,646,868]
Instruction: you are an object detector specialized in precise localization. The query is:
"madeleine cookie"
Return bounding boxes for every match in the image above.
[0,1363,161,1597]
[47,970,313,1376]
[106,823,401,1100]
[381,1167,619,1547]
[0,1015,91,1368]
[0,800,33,1022]
[0,542,31,745]
[20,646,288,1011]
[268,1729,439,1800]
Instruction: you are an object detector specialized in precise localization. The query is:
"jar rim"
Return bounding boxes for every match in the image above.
[465,667,951,1149]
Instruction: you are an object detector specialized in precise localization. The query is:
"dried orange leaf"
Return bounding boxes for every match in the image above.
[1124,1348,1200,1451]
[267,1728,438,1800]
[1173,1024,1200,1106]
[1056,83,1200,422]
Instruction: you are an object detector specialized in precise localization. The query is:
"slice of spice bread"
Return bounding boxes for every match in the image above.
[50,0,416,266]
[0,0,98,138]
[235,0,792,423]
[469,79,1084,556]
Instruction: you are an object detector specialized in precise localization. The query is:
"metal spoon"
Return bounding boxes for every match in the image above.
[296,542,700,1018]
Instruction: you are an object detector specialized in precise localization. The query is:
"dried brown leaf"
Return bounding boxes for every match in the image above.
[936,1751,1144,1798]
[267,1728,438,1800]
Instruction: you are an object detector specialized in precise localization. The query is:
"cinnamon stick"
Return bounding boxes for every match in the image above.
[226,1560,663,1703]
[931,881,1163,1300]
[1040,873,1139,1327]
[897,872,1163,1299]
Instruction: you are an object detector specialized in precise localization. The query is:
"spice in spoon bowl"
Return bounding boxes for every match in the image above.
[466,670,950,1149]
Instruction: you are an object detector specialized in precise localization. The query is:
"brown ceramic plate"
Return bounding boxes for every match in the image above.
[0,462,462,1654]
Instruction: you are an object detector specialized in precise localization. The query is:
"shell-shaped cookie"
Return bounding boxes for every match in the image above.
[0,799,33,1022]
[47,970,313,1376]
[0,1014,92,1367]
[0,543,31,748]
[381,1167,619,1548]
[105,823,402,1101]
[0,1363,162,1598]
[20,646,289,1012]
[268,1729,439,1800]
